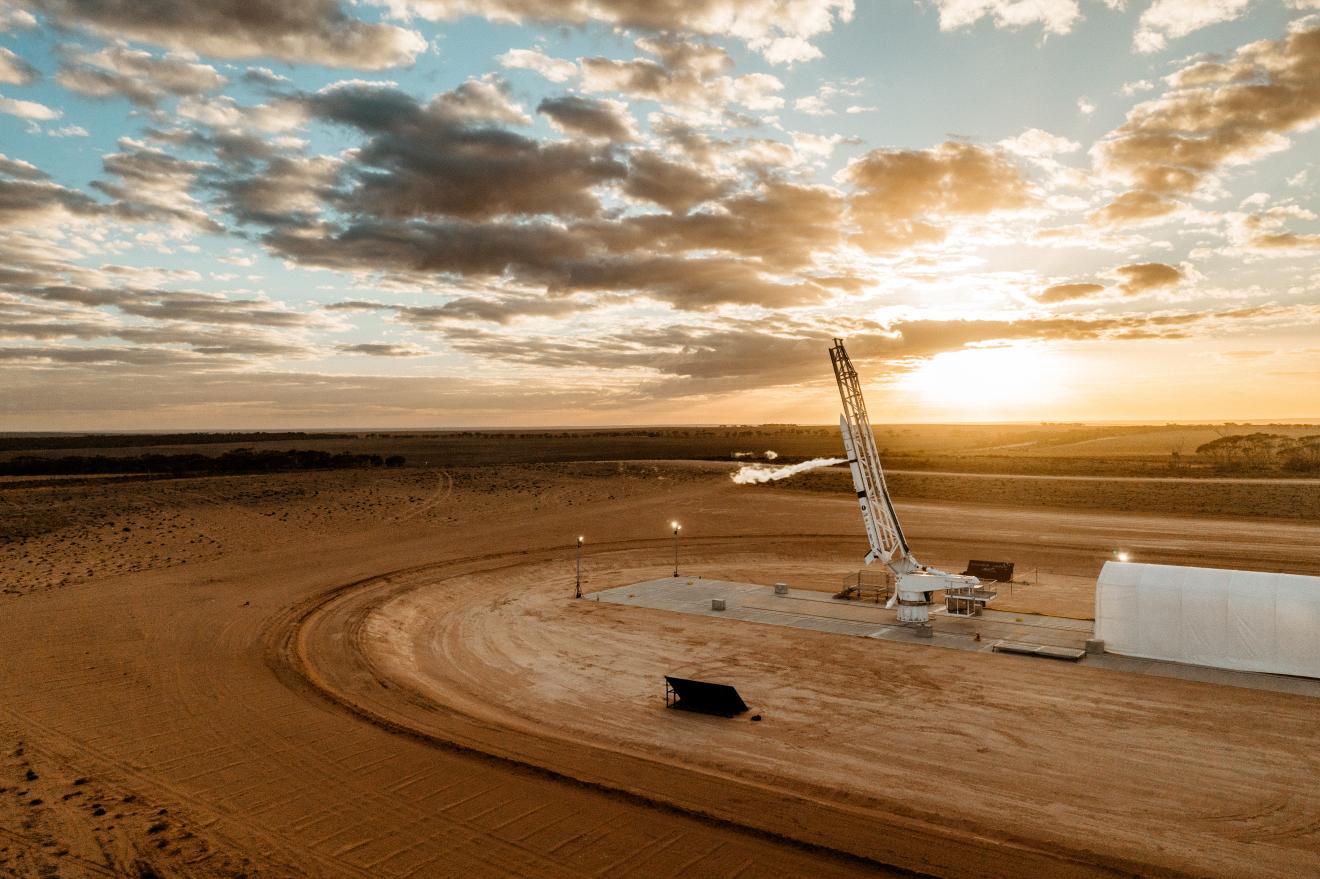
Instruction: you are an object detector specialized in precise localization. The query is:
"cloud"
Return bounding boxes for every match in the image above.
[0,93,60,120]
[757,35,823,63]
[1036,262,1185,303]
[26,0,424,69]
[0,292,120,341]
[93,139,222,231]
[620,150,728,213]
[790,131,846,160]
[331,294,586,326]
[218,154,343,226]
[0,188,324,358]
[1111,261,1183,295]
[113,324,311,357]
[436,306,1291,396]
[24,283,315,329]
[615,180,846,269]
[0,247,329,366]
[793,77,867,117]
[579,54,704,101]
[430,76,530,125]
[56,46,226,107]
[266,214,836,311]
[113,291,309,328]
[1038,282,1105,302]
[383,0,854,63]
[1238,207,1320,251]
[242,67,290,86]
[576,37,785,120]
[168,95,310,162]
[1089,190,1178,225]
[0,345,215,367]
[0,47,38,85]
[842,140,1035,251]
[335,342,428,356]
[303,80,624,220]
[537,95,638,141]
[261,174,853,312]
[545,255,838,310]
[0,174,100,225]
[0,217,324,368]
[0,153,45,180]
[0,316,116,341]
[0,7,37,31]
[998,127,1080,157]
[1248,230,1320,250]
[498,48,577,83]
[794,94,831,115]
[1093,19,1320,224]
[927,0,1081,35]
[46,124,89,137]
[1133,0,1254,54]
[264,218,589,278]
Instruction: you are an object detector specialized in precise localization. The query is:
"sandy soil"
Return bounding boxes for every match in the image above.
[3,460,1320,876]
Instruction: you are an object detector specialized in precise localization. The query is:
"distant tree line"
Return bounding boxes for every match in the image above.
[1196,434,1320,472]
[357,426,838,440]
[0,448,406,477]
[0,432,355,453]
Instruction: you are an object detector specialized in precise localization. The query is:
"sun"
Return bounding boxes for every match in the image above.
[896,345,1066,415]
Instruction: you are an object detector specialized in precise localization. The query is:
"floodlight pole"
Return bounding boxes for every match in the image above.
[575,536,583,598]
[671,522,681,577]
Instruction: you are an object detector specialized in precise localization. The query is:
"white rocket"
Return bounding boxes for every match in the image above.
[829,338,981,624]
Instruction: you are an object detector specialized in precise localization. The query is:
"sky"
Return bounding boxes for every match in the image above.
[0,0,1318,429]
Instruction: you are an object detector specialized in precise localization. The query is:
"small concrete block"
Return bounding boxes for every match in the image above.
[773,582,789,595]
[1085,638,1105,655]
[711,598,726,611]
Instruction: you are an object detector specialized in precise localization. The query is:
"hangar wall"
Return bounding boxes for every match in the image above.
[1095,561,1320,679]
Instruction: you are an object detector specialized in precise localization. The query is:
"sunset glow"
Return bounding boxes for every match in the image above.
[898,345,1067,414]
[0,2,1318,427]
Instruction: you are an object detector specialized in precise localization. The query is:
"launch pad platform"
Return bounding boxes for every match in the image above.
[584,578,1320,698]
[588,577,1090,652]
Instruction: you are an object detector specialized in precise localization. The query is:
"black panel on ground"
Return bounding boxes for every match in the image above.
[664,676,749,717]
[962,559,1014,582]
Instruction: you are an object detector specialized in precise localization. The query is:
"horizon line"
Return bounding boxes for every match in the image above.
[6,418,1320,435]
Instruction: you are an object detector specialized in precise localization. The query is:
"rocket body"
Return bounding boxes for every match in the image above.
[839,415,885,566]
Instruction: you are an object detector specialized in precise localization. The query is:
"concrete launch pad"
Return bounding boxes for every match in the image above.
[589,577,1091,653]
[586,578,1320,698]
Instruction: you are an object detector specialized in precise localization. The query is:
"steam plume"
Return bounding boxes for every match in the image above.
[730,457,843,484]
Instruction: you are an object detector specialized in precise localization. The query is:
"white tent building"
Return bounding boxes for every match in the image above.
[1095,561,1320,679]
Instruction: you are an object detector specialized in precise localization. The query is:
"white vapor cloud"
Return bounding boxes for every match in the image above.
[730,456,842,483]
